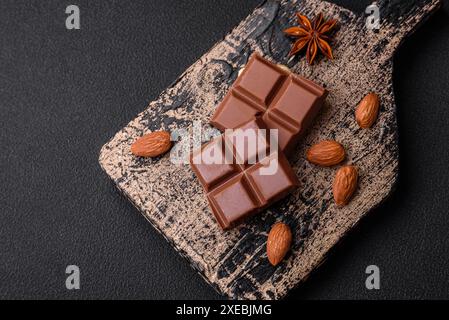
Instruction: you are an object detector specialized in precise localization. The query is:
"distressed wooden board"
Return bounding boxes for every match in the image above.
[99,0,442,299]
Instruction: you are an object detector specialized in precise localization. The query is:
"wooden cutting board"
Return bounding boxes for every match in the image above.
[99,0,442,299]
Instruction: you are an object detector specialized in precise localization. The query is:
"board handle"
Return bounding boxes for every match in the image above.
[365,0,442,57]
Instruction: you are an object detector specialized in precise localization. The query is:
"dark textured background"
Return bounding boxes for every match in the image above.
[1,0,448,300]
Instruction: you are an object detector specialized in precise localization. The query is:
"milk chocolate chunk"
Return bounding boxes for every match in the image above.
[211,53,328,154]
[190,118,299,230]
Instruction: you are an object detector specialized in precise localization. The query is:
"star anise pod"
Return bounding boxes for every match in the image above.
[284,12,338,65]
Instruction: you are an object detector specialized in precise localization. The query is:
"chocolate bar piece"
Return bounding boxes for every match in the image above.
[190,118,299,229]
[211,53,328,154]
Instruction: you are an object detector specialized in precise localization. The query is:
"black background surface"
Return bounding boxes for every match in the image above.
[1,0,449,300]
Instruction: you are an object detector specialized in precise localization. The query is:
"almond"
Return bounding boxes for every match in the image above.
[131,131,172,157]
[355,93,380,128]
[333,165,358,206]
[306,140,345,167]
[267,222,292,266]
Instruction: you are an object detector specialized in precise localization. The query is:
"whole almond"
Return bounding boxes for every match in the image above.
[355,93,380,128]
[131,131,172,157]
[333,165,358,206]
[306,140,346,167]
[267,222,292,266]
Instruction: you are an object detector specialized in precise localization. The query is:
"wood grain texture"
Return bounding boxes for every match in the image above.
[99,0,442,299]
